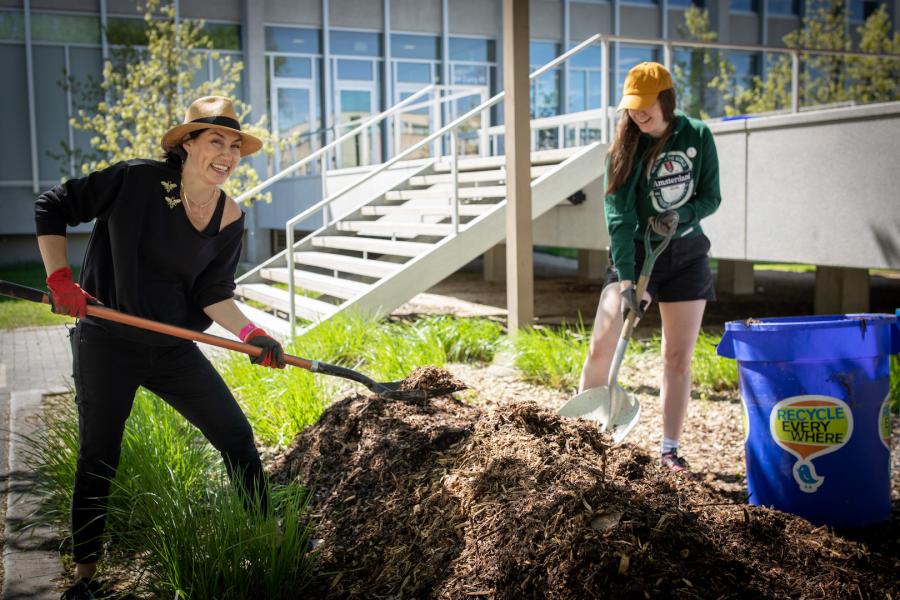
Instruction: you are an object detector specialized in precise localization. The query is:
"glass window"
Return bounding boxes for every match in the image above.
[265,26,319,54]
[396,62,432,83]
[337,59,374,81]
[728,51,759,90]
[0,44,31,179]
[0,10,25,41]
[530,41,559,69]
[568,71,586,113]
[622,0,658,4]
[533,71,560,117]
[330,30,380,57]
[616,46,658,102]
[668,0,705,6]
[31,12,101,44]
[34,45,70,180]
[588,72,601,109]
[107,17,148,46]
[274,56,313,78]
[204,23,241,50]
[850,0,886,21]
[768,0,799,13]
[729,0,758,11]
[391,33,440,60]
[69,46,102,161]
[452,64,488,86]
[570,44,601,69]
[449,37,495,62]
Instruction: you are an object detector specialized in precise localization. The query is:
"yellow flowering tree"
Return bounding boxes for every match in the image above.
[66,0,277,203]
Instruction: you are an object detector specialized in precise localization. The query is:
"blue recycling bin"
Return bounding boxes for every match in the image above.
[717,314,900,528]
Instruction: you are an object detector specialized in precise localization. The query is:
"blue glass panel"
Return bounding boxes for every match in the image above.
[452,64,488,85]
[570,44,601,69]
[340,89,372,114]
[391,33,440,60]
[669,0,705,6]
[588,71,602,109]
[568,70,586,113]
[728,51,759,90]
[623,0,657,4]
[396,62,432,83]
[274,56,312,78]
[337,59,374,81]
[729,0,757,11]
[265,26,320,53]
[0,11,24,41]
[330,30,380,57]
[31,12,100,44]
[530,41,559,69]
[449,37,495,62]
[0,44,31,179]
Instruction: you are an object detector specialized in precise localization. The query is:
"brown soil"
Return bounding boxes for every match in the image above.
[270,370,900,599]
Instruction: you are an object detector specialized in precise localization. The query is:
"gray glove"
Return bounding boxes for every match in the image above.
[620,284,645,320]
[649,210,679,237]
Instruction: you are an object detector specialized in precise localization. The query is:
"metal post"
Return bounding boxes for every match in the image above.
[322,0,333,149]
[601,38,610,144]
[450,129,459,235]
[286,225,296,339]
[791,51,799,113]
[663,42,672,72]
[320,152,329,224]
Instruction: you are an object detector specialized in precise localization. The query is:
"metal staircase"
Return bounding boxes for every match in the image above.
[234,144,603,336]
[233,37,608,338]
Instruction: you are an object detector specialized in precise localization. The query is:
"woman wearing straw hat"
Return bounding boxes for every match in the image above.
[35,96,286,599]
[579,63,721,472]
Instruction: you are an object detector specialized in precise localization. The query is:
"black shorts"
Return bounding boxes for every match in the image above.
[604,233,716,303]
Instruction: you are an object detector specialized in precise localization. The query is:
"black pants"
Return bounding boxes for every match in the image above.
[69,320,266,564]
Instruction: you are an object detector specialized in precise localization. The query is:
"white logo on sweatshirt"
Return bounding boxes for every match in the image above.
[650,150,694,211]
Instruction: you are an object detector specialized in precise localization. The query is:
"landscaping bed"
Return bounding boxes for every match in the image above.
[271,366,900,599]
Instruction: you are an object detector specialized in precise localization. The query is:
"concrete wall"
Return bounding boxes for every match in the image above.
[730,15,760,44]
[767,16,801,46]
[621,6,660,38]
[531,0,564,40]
[331,0,384,29]
[395,0,442,33]
[449,0,497,36]
[265,0,322,26]
[533,176,607,249]
[570,1,613,39]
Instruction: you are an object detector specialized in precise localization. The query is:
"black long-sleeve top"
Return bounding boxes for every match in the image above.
[35,159,244,345]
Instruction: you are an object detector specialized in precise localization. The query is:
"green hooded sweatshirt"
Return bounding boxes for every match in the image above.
[603,111,721,282]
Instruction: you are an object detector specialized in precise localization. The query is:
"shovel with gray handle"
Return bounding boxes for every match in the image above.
[559,214,678,444]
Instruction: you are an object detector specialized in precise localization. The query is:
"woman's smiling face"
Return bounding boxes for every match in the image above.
[627,100,669,138]
[182,128,242,185]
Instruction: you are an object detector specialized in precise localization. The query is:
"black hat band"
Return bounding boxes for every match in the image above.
[189,115,241,131]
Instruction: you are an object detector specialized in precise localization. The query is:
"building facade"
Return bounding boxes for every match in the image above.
[1,0,896,265]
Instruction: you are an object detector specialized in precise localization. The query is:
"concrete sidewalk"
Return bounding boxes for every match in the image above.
[0,325,73,600]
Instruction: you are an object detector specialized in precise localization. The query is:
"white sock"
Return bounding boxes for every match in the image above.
[661,437,679,455]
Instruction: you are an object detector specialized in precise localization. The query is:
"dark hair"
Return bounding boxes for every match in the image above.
[606,88,677,195]
[163,128,207,168]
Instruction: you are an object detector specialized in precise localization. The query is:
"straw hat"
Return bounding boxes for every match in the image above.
[617,62,674,112]
[161,96,262,157]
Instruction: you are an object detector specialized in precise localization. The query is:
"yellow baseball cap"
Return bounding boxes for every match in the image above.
[617,62,674,111]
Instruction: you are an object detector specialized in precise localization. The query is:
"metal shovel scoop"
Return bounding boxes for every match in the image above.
[0,280,462,402]
[559,220,677,443]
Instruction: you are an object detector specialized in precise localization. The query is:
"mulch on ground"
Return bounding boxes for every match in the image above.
[270,367,900,599]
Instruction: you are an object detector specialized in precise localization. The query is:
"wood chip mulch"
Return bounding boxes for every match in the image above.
[269,367,900,599]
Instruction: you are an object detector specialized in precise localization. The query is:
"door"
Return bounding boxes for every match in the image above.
[449,64,490,156]
[335,85,379,168]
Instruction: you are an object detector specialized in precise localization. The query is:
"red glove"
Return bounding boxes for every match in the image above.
[46,267,97,318]
[240,324,286,369]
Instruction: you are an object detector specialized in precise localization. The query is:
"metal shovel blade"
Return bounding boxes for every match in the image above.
[558,384,641,445]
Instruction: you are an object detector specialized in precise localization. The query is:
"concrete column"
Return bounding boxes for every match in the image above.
[241,0,269,264]
[577,249,608,280]
[716,259,755,295]
[712,0,729,38]
[503,0,533,333]
[814,266,870,315]
[484,244,507,282]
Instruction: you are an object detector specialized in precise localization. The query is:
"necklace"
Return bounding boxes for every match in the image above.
[182,184,218,213]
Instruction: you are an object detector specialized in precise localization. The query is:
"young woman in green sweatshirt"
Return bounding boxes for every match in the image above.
[579,62,721,472]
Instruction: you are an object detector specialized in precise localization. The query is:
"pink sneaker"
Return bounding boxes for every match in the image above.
[659,449,690,473]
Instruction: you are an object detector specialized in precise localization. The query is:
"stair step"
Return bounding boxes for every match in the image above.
[236,283,336,322]
[432,147,576,172]
[261,267,367,300]
[337,220,462,238]
[312,235,432,257]
[386,186,506,201]
[361,203,494,217]
[294,251,403,278]
[233,300,291,337]
[409,164,555,186]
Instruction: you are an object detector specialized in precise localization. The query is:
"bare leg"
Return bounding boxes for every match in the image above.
[74,562,97,581]
[658,300,706,442]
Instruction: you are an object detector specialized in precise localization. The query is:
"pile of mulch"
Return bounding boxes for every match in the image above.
[270,369,900,599]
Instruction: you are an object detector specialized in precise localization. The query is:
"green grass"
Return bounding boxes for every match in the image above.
[221,313,505,447]
[0,263,76,328]
[21,390,312,598]
[514,324,738,392]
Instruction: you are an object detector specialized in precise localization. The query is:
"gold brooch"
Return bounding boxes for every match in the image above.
[161,181,181,208]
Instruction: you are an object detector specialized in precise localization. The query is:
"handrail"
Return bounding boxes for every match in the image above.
[234,84,436,203]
